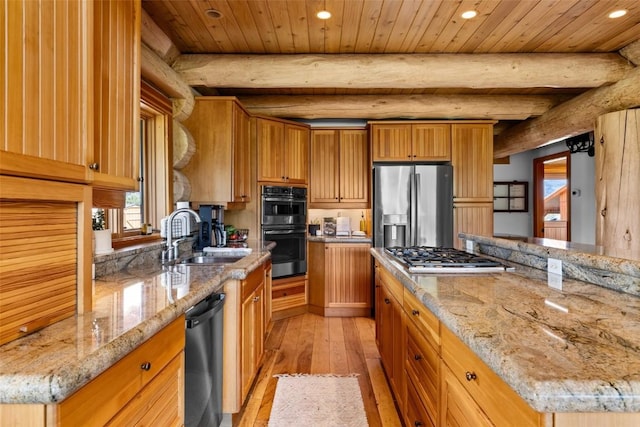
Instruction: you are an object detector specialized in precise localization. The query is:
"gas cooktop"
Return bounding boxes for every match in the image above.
[385,246,508,273]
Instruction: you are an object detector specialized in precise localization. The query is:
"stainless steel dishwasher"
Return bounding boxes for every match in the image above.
[185,292,225,427]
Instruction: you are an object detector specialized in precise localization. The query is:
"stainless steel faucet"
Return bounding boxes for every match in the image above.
[163,208,201,262]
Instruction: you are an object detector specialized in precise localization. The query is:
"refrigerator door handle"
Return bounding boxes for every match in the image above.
[411,172,421,246]
[411,172,418,246]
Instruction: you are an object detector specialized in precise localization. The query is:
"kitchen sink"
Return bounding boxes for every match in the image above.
[178,255,245,266]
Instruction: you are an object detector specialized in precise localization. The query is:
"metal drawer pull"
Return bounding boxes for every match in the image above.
[414,354,422,360]
[141,362,152,371]
[384,298,391,304]
[414,421,423,427]
[465,371,477,381]
[412,309,419,316]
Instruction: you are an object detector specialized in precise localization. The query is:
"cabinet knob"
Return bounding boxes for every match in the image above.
[465,371,477,381]
[414,354,422,361]
[253,295,261,302]
[141,362,152,371]
[137,176,144,182]
[384,298,391,304]
[414,422,423,427]
[89,163,99,171]
[412,309,419,316]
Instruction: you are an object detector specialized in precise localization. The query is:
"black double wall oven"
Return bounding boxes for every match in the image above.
[261,185,307,279]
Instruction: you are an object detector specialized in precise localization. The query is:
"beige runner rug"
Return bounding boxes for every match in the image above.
[268,374,368,427]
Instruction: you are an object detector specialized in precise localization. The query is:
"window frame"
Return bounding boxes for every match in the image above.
[111,81,173,248]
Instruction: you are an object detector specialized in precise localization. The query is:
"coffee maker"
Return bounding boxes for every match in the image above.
[197,205,226,249]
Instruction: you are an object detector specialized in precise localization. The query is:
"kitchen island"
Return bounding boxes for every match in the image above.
[371,237,640,424]
[0,240,273,411]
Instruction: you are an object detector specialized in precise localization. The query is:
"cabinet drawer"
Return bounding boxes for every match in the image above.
[242,265,265,301]
[376,261,404,303]
[404,289,440,349]
[107,352,184,426]
[272,284,306,299]
[57,316,185,426]
[406,376,435,427]
[441,327,541,427]
[406,321,439,427]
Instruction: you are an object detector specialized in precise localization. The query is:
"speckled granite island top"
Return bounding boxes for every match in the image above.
[0,243,272,404]
[371,247,640,413]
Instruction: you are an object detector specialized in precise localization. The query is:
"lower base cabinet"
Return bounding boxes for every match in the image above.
[271,275,307,320]
[0,316,186,427]
[375,262,640,427]
[223,262,271,413]
[309,242,372,317]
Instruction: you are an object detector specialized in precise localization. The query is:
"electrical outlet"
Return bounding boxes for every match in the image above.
[465,240,474,253]
[547,258,562,275]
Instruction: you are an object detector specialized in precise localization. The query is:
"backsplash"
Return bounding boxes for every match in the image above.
[308,209,371,235]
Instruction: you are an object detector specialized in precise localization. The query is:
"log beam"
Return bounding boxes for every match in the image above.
[620,39,640,66]
[239,94,564,120]
[493,67,640,158]
[141,8,180,64]
[141,44,195,121]
[173,53,633,89]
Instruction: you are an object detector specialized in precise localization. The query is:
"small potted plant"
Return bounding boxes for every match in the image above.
[92,209,113,254]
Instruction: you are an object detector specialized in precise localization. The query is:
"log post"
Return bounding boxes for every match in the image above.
[595,109,640,253]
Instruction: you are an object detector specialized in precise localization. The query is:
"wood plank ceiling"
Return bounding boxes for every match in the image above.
[142,0,640,150]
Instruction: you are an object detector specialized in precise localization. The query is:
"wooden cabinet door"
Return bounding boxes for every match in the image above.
[377,284,395,376]
[412,124,452,161]
[339,130,369,204]
[371,124,412,161]
[326,244,372,310]
[182,99,234,203]
[451,124,493,201]
[1,0,91,183]
[241,280,265,400]
[233,104,251,202]
[310,130,340,203]
[257,118,285,182]
[440,365,493,427]
[391,295,406,412]
[284,124,309,184]
[453,202,494,249]
[91,0,141,191]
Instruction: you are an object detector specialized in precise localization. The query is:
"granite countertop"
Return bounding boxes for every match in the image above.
[307,234,372,243]
[371,247,640,413]
[0,241,273,404]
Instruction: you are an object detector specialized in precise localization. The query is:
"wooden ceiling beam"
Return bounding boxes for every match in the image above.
[141,44,195,121]
[173,53,633,89]
[620,39,640,66]
[493,67,640,158]
[238,94,563,120]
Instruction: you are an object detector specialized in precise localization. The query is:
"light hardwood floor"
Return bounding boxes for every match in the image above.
[234,313,402,426]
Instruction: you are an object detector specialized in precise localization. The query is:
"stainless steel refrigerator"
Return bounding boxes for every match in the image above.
[373,164,453,248]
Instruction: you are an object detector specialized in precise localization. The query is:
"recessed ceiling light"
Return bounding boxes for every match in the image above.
[461,10,477,19]
[317,10,331,20]
[608,9,627,18]
[205,9,223,19]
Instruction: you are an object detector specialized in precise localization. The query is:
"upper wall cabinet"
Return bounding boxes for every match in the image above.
[370,123,451,162]
[256,117,309,185]
[451,123,494,202]
[91,0,141,191]
[310,129,369,208]
[182,97,252,205]
[1,1,92,183]
[0,1,141,191]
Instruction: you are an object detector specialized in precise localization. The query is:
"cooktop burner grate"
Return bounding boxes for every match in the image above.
[385,246,507,273]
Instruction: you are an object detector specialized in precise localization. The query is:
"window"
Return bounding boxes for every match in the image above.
[107,81,173,244]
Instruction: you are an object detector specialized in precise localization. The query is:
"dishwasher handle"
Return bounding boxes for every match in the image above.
[186,293,225,329]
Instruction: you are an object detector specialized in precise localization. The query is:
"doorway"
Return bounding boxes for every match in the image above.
[533,152,571,241]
